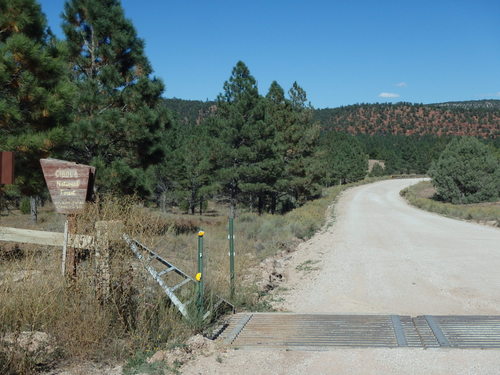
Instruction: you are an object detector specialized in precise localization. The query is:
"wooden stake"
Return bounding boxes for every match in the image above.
[62,219,68,275]
[94,221,120,303]
[65,214,77,279]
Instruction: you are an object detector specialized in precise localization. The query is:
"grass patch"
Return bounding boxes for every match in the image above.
[123,351,179,375]
[401,180,500,226]
[295,259,320,272]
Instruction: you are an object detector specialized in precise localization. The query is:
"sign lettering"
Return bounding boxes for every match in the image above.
[55,169,78,178]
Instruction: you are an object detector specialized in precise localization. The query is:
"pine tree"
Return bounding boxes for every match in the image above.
[0,0,74,221]
[284,82,321,207]
[207,61,281,216]
[429,137,500,203]
[321,132,368,185]
[170,124,215,215]
[263,81,322,212]
[263,81,288,212]
[62,0,170,196]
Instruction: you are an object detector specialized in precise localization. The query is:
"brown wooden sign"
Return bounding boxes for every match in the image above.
[40,159,95,214]
[0,152,14,185]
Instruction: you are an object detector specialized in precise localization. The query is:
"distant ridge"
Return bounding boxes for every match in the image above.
[164,98,500,138]
[430,99,500,110]
[314,102,499,138]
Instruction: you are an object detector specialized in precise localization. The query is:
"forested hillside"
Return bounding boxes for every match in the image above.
[315,103,500,138]
[431,99,500,110]
[165,99,500,138]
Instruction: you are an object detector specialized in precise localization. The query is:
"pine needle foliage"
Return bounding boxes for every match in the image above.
[62,0,171,196]
[0,0,74,200]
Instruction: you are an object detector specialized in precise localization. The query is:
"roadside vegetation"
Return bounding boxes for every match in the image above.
[0,177,387,374]
[401,180,499,227]
[428,137,499,204]
[402,137,499,227]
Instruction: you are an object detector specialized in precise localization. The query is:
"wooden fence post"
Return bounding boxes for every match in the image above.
[62,220,69,275]
[94,220,123,303]
[95,221,111,302]
[65,214,77,279]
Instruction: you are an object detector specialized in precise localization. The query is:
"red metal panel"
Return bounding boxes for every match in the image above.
[40,158,94,214]
[0,152,14,185]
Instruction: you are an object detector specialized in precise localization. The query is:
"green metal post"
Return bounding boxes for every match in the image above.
[229,217,235,298]
[197,231,204,315]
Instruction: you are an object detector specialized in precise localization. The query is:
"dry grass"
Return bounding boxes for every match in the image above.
[0,177,387,373]
[401,180,500,226]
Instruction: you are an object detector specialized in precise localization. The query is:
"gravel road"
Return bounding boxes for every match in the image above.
[183,179,500,375]
[283,178,500,315]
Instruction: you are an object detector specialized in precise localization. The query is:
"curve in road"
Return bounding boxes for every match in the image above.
[282,178,500,315]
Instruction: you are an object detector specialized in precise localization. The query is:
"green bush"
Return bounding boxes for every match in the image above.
[428,137,500,204]
[19,197,30,214]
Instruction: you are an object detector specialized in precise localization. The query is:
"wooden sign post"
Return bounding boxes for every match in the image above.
[0,152,15,185]
[40,159,95,278]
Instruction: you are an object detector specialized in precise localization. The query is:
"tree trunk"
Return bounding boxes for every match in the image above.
[229,183,237,219]
[30,196,37,223]
[229,200,235,219]
[270,194,277,215]
[160,192,167,213]
[190,189,196,214]
[257,195,263,215]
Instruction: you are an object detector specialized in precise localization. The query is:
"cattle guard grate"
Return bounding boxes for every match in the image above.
[221,313,500,350]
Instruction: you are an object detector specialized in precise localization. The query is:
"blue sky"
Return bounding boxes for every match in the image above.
[39,0,500,108]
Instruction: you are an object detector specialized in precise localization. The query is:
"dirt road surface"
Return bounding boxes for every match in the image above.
[183,179,500,375]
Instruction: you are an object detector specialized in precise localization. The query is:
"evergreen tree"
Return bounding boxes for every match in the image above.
[321,132,368,185]
[62,0,170,196]
[263,81,288,212]
[283,82,321,207]
[429,137,500,203]
[263,81,322,212]
[0,0,74,220]
[170,124,215,215]
[207,61,281,215]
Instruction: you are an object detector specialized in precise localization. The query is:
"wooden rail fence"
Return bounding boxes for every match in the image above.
[0,226,93,249]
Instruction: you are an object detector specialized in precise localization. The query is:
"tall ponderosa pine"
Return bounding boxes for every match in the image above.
[263,81,288,212]
[265,81,321,211]
[0,0,74,220]
[62,0,170,196]
[208,61,281,215]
